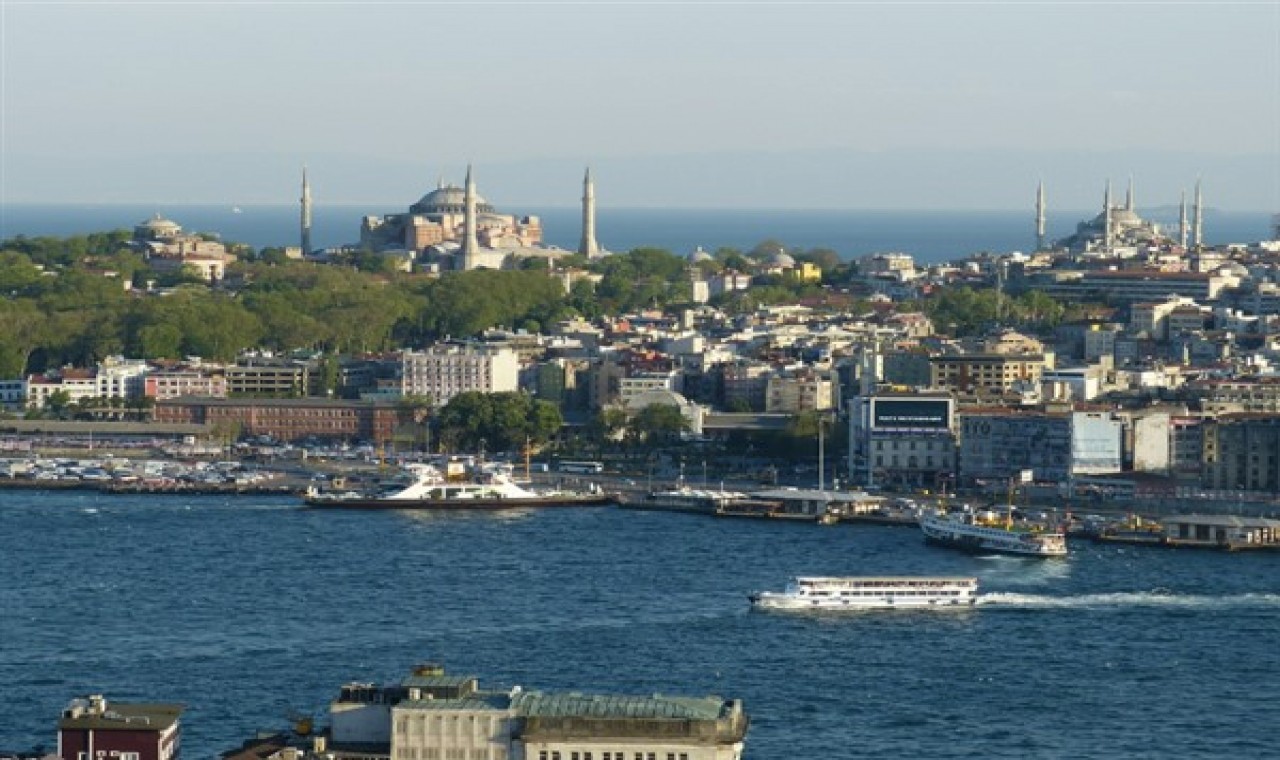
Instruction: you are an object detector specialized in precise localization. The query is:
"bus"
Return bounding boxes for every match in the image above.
[557,460,605,474]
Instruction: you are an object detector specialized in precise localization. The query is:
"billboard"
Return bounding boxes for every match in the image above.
[871,398,951,430]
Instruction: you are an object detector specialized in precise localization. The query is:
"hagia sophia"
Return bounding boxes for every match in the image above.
[343,166,605,271]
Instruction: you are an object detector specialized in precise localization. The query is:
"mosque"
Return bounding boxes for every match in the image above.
[347,167,605,271]
[1045,178,1205,256]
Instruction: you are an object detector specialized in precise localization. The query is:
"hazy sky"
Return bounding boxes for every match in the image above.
[3,1,1278,210]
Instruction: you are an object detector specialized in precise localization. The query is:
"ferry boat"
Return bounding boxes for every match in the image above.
[303,464,613,510]
[750,576,979,610]
[919,508,1067,557]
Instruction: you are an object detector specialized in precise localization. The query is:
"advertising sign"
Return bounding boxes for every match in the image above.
[872,398,950,429]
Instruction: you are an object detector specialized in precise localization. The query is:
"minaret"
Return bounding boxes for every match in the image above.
[1035,180,1046,251]
[1103,180,1113,248]
[1193,179,1204,249]
[462,164,479,269]
[300,166,313,255]
[1126,175,1135,212]
[578,167,600,258]
[1179,190,1189,250]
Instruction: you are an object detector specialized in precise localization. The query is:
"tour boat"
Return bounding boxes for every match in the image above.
[919,508,1067,557]
[750,576,979,610]
[303,464,614,510]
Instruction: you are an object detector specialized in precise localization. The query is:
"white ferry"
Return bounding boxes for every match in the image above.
[749,576,978,610]
[919,509,1067,557]
[304,464,613,510]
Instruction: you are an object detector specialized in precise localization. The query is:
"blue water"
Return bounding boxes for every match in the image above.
[2,204,1273,264]
[3,491,1279,758]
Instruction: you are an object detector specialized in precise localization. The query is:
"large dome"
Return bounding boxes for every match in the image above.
[134,213,182,241]
[139,214,181,232]
[410,184,494,215]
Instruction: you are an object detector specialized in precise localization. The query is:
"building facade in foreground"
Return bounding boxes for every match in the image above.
[324,664,747,760]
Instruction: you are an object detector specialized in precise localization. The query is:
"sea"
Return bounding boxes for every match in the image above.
[3,491,1280,759]
[2,204,1275,264]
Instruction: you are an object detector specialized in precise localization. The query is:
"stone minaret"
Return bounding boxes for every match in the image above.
[462,164,479,270]
[578,167,600,258]
[1179,190,1189,249]
[300,166,313,255]
[1193,179,1204,249]
[1035,180,1046,251]
[1126,175,1135,212]
[1103,181,1113,248]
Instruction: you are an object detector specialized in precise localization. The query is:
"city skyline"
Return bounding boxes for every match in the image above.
[2,2,1278,211]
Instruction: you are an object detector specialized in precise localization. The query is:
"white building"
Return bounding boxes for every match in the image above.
[401,344,520,406]
[22,357,147,408]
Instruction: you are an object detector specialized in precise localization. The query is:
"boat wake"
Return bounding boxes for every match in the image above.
[978,591,1280,610]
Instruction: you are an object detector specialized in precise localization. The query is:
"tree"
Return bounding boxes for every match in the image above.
[629,403,688,446]
[436,391,563,453]
[43,389,71,417]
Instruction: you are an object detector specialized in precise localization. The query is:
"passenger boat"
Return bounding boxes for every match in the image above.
[750,576,979,610]
[919,507,1067,557]
[303,464,614,510]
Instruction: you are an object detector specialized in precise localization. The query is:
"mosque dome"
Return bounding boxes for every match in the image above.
[410,184,495,215]
[688,246,713,263]
[769,251,796,268]
[1111,207,1142,226]
[134,214,182,241]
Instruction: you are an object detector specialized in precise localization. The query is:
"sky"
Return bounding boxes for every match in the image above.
[2,1,1278,211]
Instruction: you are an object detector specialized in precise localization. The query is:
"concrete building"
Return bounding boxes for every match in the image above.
[223,355,326,398]
[957,409,1122,486]
[764,369,836,413]
[720,362,772,412]
[1082,323,1121,363]
[619,370,682,408]
[849,392,956,489]
[1188,378,1280,414]
[325,664,747,760]
[400,345,519,407]
[1040,366,1104,402]
[58,694,182,760]
[1034,270,1238,305]
[0,378,25,407]
[1202,414,1280,494]
[145,367,228,400]
[929,353,1047,395]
